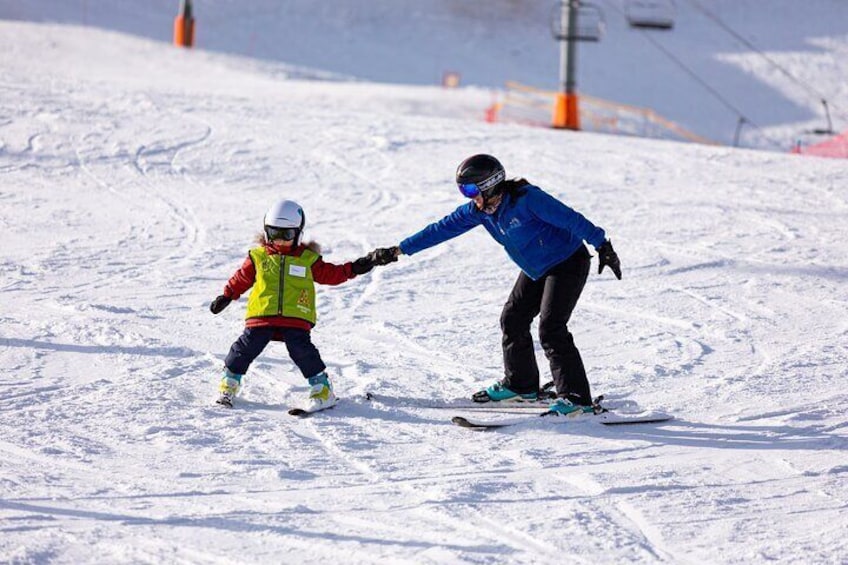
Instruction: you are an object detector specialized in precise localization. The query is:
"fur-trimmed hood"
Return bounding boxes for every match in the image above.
[255,233,322,256]
[302,240,321,254]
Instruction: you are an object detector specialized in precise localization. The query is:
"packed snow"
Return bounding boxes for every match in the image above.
[1,5,847,565]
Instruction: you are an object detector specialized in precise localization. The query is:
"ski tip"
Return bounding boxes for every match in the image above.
[451,416,504,430]
[451,416,484,429]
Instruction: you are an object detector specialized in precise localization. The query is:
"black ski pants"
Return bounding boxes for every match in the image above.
[224,327,326,379]
[500,246,592,404]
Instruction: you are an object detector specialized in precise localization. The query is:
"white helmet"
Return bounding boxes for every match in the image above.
[263,199,305,244]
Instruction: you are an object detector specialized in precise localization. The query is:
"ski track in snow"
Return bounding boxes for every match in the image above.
[1,19,847,565]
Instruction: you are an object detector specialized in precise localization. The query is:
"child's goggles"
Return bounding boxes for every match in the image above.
[456,169,505,199]
[265,226,300,241]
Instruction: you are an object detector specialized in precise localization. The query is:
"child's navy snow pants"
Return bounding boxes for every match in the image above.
[224,327,326,379]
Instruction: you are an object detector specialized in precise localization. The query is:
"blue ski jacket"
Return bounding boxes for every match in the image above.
[399,184,607,280]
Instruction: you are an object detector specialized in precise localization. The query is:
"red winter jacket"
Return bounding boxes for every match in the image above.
[222,241,357,331]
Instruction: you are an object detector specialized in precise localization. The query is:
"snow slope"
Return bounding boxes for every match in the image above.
[2,0,847,148]
[1,20,848,565]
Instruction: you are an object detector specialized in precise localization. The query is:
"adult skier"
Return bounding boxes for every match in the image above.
[370,154,621,416]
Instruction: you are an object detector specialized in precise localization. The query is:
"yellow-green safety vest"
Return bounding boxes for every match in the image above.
[245,247,320,324]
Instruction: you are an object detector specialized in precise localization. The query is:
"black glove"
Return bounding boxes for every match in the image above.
[596,240,622,280]
[351,256,375,275]
[352,246,400,275]
[370,246,400,266]
[210,295,232,314]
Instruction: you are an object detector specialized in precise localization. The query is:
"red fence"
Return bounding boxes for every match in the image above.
[792,130,848,159]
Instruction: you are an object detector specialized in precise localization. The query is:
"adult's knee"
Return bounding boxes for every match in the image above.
[501,307,531,336]
[538,320,571,349]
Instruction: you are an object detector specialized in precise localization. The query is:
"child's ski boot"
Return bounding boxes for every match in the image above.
[305,372,337,412]
[216,369,243,408]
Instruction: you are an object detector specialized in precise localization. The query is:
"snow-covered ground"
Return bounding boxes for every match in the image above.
[1,12,848,565]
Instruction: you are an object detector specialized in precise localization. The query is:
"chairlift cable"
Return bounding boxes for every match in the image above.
[600,0,786,149]
[683,0,847,124]
[601,0,791,149]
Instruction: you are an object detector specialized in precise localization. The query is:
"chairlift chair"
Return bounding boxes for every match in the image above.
[626,0,675,30]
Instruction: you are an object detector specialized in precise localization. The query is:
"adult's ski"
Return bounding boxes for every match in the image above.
[363,391,556,411]
[451,411,673,430]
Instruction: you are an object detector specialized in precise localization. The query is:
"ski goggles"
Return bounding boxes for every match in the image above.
[456,169,505,198]
[265,226,300,241]
[457,182,482,198]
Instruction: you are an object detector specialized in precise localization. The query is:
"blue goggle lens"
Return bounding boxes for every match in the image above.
[458,182,481,198]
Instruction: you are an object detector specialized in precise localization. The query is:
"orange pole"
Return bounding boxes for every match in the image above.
[553,93,568,128]
[566,92,580,130]
[174,16,186,46]
[173,0,195,48]
[553,92,580,130]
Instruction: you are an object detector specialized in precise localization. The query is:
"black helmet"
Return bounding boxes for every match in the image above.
[456,154,506,198]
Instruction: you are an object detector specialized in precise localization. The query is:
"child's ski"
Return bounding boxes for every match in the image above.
[288,402,338,417]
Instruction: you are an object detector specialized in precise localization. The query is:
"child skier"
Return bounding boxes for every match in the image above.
[209,199,390,411]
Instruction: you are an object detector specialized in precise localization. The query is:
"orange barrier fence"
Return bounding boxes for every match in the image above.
[488,81,717,145]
